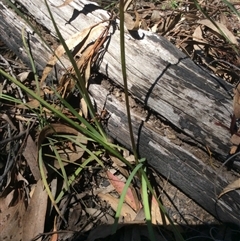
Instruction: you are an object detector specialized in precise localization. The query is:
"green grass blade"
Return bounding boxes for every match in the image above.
[43,0,107,139]
[39,146,67,222]
[48,139,70,193]
[112,161,143,234]
[141,162,156,241]
[140,168,185,241]
[221,0,240,18]
[55,151,102,203]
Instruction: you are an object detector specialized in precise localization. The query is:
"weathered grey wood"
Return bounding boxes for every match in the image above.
[1,0,240,225]
[89,83,240,226]
[0,0,233,159]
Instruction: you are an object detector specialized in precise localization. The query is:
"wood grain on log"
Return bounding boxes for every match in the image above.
[0,0,239,225]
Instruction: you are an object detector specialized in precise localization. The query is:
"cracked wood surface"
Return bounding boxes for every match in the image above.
[0,0,239,225]
[1,0,233,158]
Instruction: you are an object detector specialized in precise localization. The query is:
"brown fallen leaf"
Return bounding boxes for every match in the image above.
[158,13,181,35]
[124,11,140,31]
[124,0,134,12]
[106,171,141,212]
[230,134,240,146]
[40,24,105,84]
[22,180,48,241]
[38,123,88,170]
[17,97,44,110]
[192,26,207,51]
[17,71,32,82]
[98,193,137,221]
[197,19,238,45]
[0,191,26,241]
[151,195,166,225]
[218,178,240,198]
[23,134,41,180]
[230,145,238,155]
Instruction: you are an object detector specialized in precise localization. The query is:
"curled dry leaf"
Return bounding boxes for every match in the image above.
[80,98,89,118]
[192,26,207,51]
[57,24,110,100]
[98,193,137,221]
[197,19,238,45]
[124,0,134,12]
[17,71,31,82]
[218,178,240,199]
[40,24,105,84]
[38,123,87,170]
[124,11,140,31]
[158,13,181,35]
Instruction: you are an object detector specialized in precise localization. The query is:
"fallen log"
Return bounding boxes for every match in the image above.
[0,0,239,225]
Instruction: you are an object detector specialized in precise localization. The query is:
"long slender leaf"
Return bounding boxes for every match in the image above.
[112,161,143,234]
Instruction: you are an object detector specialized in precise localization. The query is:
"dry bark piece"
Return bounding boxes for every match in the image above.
[230,133,240,145]
[233,83,240,119]
[22,180,48,241]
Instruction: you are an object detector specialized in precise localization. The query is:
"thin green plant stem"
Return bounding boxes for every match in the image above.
[3,0,134,169]
[21,28,40,95]
[221,0,240,18]
[58,135,105,167]
[119,0,138,162]
[52,91,134,168]
[21,28,46,124]
[140,168,185,241]
[38,146,67,223]
[52,90,102,139]
[48,139,70,193]
[55,151,102,203]
[43,0,107,141]
[0,94,47,126]
[141,166,156,241]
